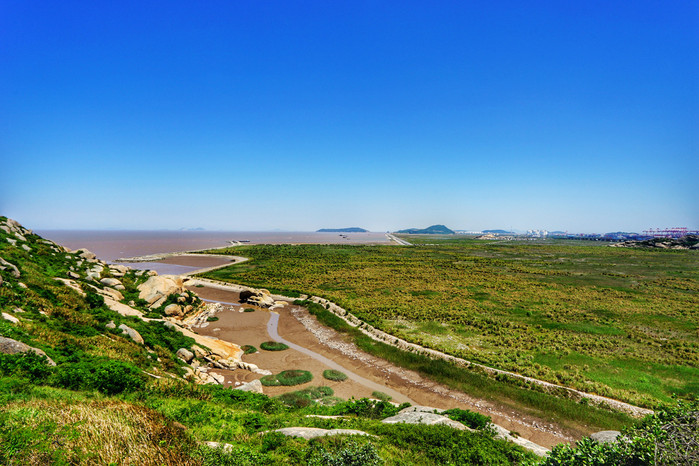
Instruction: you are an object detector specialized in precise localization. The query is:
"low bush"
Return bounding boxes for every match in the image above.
[332,398,408,420]
[371,391,392,402]
[261,370,313,387]
[206,316,219,322]
[260,341,289,351]
[322,369,348,382]
[243,308,256,313]
[242,345,257,354]
[442,408,491,430]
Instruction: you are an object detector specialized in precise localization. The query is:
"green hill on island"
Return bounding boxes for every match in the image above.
[316,227,368,233]
[396,224,455,234]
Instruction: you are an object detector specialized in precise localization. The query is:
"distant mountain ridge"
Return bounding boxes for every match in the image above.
[482,229,513,234]
[396,224,455,235]
[316,227,369,233]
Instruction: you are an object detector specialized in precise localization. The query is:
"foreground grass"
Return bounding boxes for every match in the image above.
[0,378,536,465]
[201,240,698,407]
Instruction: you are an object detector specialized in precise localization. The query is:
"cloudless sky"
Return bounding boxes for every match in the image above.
[2,1,697,232]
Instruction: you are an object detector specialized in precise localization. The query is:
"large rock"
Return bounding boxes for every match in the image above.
[590,430,621,444]
[2,312,19,324]
[76,248,97,260]
[118,324,144,344]
[382,410,468,430]
[164,304,183,317]
[176,348,194,362]
[138,275,187,307]
[0,336,56,366]
[273,427,372,440]
[235,379,263,393]
[239,289,275,308]
[0,257,20,278]
[100,277,123,288]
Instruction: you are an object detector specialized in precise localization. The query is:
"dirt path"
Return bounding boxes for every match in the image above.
[188,284,575,449]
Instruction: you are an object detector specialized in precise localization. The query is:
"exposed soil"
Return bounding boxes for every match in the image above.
[188,284,583,448]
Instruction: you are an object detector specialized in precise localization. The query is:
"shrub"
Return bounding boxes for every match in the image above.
[278,386,335,408]
[242,345,257,354]
[371,391,391,402]
[306,439,382,466]
[442,408,491,430]
[0,352,53,381]
[260,341,289,351]
[541,400,699,465]
[332,398,408,420]
[261,370,312,387]
[322,370,348,382]
[243,308,255,313]
[206,316,219,322]
[52,359,146,395]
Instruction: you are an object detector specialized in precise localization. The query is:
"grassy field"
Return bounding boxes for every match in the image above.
[201,237,698,408]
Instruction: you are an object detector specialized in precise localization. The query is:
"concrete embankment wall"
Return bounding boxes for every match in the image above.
[187,275,651,418]
[307,297,653,418]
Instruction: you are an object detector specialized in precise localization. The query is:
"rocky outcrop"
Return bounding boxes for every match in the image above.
[0,336,56,366]
[1,312,20,324]
[590,430,621,444]
[118,324,144,344]
[164,304,183,317]
[382,407,470,431]
[137,275,186,308]
[235,379,263,393]
[100,277,124,290]
[239,288,275,308]
[272,427,373,440]
[0,257,20,278]
[176,348,194,362]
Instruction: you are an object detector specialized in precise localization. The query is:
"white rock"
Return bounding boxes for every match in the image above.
[2,313,19,324]
[118,324,144,344]
[234,379,263,393]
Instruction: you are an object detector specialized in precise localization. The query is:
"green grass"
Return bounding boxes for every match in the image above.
[200,240,698,407]
[260,341,289,351]
[242,345,258,354]
[260,370,313,387]
[322,369,348,382]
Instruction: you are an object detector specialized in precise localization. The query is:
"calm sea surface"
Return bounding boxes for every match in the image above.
[37,230,390,263]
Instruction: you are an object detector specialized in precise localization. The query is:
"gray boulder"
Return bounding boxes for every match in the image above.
[164,303,183,317]
[118,324,144,344]
[273,427,372,440]
[76,248,97,260]
[100,277,123,288]
[0,336,56,366]
[0,257,20,278]
[176,348,194,362]
[382,410,468,430]
[590,430,621,444]
[235,379,263,394]
[239,289,275,308]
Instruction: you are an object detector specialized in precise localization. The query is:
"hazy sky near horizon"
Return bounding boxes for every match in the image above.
[2,1,697,233]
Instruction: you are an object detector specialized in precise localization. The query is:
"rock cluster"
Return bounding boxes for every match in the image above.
[0,336,56,366]
[239,288,275,308]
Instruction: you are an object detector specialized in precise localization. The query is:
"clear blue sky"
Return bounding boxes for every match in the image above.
[2,1,697,232]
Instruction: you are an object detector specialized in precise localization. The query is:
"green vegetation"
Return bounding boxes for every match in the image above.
[277,386,337,408]
[372,391,392,402]
[0,218,541,463]
[260,370,313,387]
[541,400,699,465]
[206,316,219,322]
[323,369,348,382]
[201,240,698,408]
[442,408,492,430]
[244,307,256,312]
[242,345,258,354]
[260,341,289,351]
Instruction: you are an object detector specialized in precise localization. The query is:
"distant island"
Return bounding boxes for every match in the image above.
[396,224,455,235]
[316,227,369,233]
[483,229,513,234]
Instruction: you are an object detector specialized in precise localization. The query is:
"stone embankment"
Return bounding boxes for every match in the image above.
[307,297,653,418]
